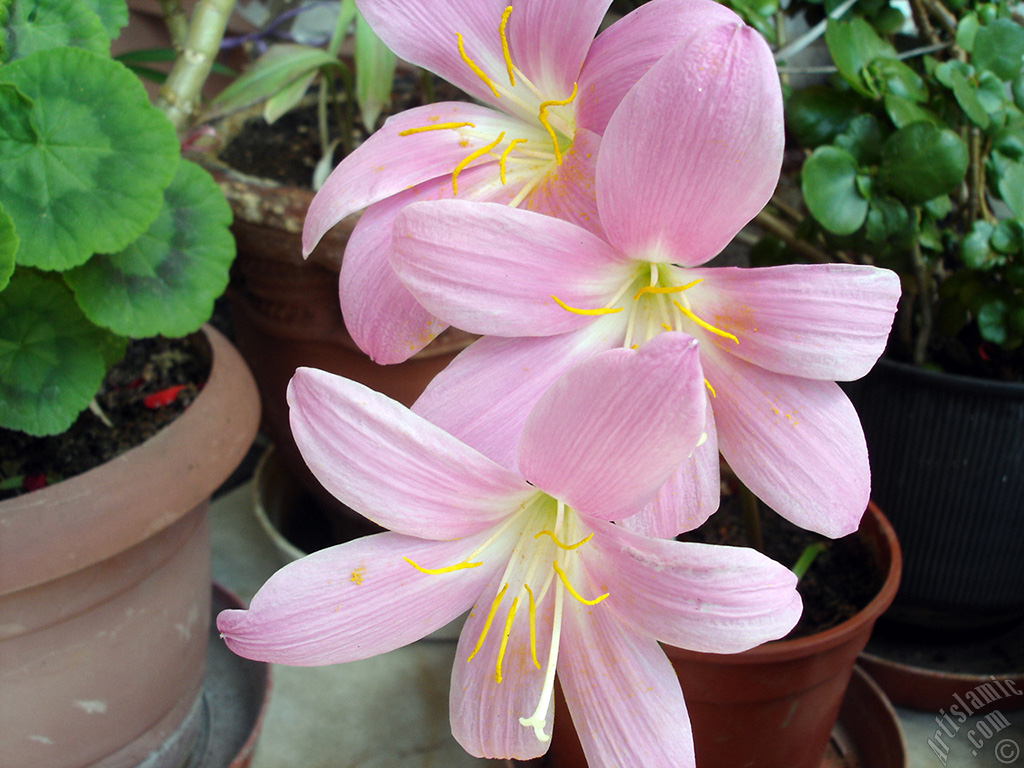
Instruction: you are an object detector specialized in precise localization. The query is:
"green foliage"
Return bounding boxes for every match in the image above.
[0,0,236,435]
[775,0,1024,373]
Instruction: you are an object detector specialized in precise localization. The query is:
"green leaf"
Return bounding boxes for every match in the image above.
[784,86,862,148]
[996,159,1024,220]
[884,93,939,128]
[991,220,1024,254]
[81,0,127,39]
[0,48,179,270]
[865,196,909,242]
[354,11,396,131]
[974,18,1024,81]
[801,146,868,235]
[65,160,235,337]
[956,12,980,51]
[0,268,126,436]
[879,123,968,203]
[835,113,883,165]
[0,203,17,290]
[978,298,1009,344]
[264,68,320,123]
[1013,73,1024,111]
[949,67,990,128]
[875,58,928,102]
[961,221,996,269]
[203,44,339,120]
[2,0,109,62]
[825,17,897,97]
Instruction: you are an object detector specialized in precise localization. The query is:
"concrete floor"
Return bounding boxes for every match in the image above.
[210,482,1024,768]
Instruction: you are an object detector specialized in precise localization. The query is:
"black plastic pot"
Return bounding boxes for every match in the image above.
[842,358,1024,630]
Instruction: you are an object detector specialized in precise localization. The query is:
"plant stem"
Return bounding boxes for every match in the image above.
[909,0,941,46]
[739,482,764,553]
[158,0,189,53]
[922,0,959,38]
[791,543,827,581]
[157,0,236,133]
[910,233,934,365]
[755,206,855,264]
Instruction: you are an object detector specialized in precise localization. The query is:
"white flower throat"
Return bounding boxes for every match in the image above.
[397,5,577,203]
[404,494,606,743]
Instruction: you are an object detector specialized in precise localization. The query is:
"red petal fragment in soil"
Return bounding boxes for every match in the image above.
[144,384,188,409]
[23,473,48,491]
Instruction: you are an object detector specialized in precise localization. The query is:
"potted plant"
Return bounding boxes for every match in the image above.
[0,1,261,765]
[745,0,1024,629]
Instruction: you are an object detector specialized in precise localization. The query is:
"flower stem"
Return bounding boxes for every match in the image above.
[739,482,763,553]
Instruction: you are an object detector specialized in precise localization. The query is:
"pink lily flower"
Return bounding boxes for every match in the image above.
[217,334,802,767]
[302,0,743,364]
[390,22,902,538]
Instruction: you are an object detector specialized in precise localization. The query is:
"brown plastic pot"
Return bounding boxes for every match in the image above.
[197,146,474,518]
[0,326,260,768]
[547,502,901,768]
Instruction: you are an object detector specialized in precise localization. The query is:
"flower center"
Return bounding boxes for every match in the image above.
[403,494,606,744]
[396,5,577,199]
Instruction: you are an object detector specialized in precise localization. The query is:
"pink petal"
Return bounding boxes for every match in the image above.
[340,163,527,363]
[682,264,901,380]
[303,102,520,255]
[620,399,721,538]
[518,332,706,520]
[701,348,870,538]
[521,128,604,238]
[584,520,802,652]
[576,0,742,134]
[391,199,631,337]
[558,596,696,768]
[449,570,556,760]
[413,323,621,470]
[217,530,501,665]
[505,0,611,95]
[288,367,534,539]
[596,19,783,265]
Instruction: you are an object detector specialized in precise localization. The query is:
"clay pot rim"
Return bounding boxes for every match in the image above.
[670,501,902,664]
[875,355,1024,398]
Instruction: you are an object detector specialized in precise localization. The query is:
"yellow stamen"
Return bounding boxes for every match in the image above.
[672,300,739,344]
[552,561,608,606]
[537,82,577,165]
[467,583,509,662]
[524,584,540,669]
[661,323,672,331]
[452,132,505,196]
[499,137,528,184]
[534,530,593,551]
[551,294,623,316]
[457,33,501,98]
[704,378,717,398]
[498,7,516,87]
[398,121,475,136]
[633,278,703,301]
[403,556,483,575]
[495,596,520,683]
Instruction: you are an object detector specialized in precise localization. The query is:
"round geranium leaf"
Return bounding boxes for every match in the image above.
[0,47,179,271]
[66,160,235,337]
[0,268,126,436]
[879,123,968,204]
[974,19,1024,82]
[801,146,869,235]
[83,0,128,40]
[2,0,109,63]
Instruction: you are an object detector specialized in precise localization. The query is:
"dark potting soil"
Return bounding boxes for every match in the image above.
[0,334,211,501]
[677,482,883,641]
[219,71,468,188]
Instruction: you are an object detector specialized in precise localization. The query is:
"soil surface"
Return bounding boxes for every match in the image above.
[0,334,211,500]
[678,478,883,641]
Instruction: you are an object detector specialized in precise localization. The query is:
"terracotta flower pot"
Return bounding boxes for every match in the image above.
[548,502,901,768]
[0,326,260,768]
[198,148,474,519]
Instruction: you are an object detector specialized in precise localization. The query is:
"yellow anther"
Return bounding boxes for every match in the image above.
[452,132,506,196]
[704,378,717,398]
[672,300,739,344]
[551,294,623,316]
[537,82,577,165]
[499,6,516,87]
[632,278,703,301]
[495,596,520,683]
[661,323,673,332]
[468,583,508,662]
[499,137,528,184]
[552,561,608,606]
[534,530,593,551]
[398,121,475,136]
[457,33,501,98]
[524,584,540,670]
[403,556,483,575]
